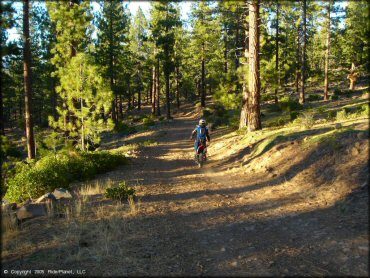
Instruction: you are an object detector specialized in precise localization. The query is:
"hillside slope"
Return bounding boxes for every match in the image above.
[2,104,369,276]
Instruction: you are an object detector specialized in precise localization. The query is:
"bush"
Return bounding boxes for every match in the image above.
[290,111,300,121]
[293,112,315,129]
[0,136,22,159]
[142,116,155,128]
[330,95,339,101]
[336,109,347,121]
[105,181,135,202]
[278,96,303,112]
[307,94,322,101]
[333,88,342,96]
[267,117,286,127]
[261,94,275,101]
[114,122,136,135]
[327,110,336,119]
[5,151,127,203]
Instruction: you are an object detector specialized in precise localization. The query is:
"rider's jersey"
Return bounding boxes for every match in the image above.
[191,125,210,142]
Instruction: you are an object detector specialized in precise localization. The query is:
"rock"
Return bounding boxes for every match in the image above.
[351,147,360,156]
[35,193,57,204]
[16,203,47,221]
[230,261,238,267]
[221,247,226,252]
[2,202,17,211]
[357,132,367,140]
[52,188,72,200]
[335,123,342,129]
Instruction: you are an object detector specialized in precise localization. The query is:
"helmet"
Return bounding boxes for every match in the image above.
[199,119,206,127]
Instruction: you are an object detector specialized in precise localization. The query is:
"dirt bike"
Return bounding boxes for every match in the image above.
[195,139,208,168]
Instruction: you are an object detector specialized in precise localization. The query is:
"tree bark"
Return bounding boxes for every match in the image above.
[151,66,156,115]
[224,25,228,74]
[201,42,206,107]
[156,58,161,116]
[295,24,300,93]
[109,3,116,122]
[324,1,331,101]
[0,87,4,135]
[247,0,261,132]
[274,0,279,104]
[300,0,307,104]
[23,0,35,159]
[176,66,180,109]
[165,73,171,119]
[239,3,249,129]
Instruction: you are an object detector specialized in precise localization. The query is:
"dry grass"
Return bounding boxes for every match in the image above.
[1,179,138,271]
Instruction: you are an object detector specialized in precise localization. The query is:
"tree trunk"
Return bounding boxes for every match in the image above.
[0,87,4,135]
[127,76,131,110]
[119,94,123,119]
[300,0,307,104]
[224,25,228,74]
[324,1,331,101]
[151,66,156,115]
[156,59,161,116]
[247,0,261,132]
[165,73,171,119]
[295,24,300,93]
[201,42,206,107]
[109,4,116,122]
[23,0,35,159]
[235,14,240,71]
[239,3,249,129]
[274,0,279,104]
[176,66,180,109]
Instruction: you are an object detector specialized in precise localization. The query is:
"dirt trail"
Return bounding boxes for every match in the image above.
[95,105,368,276]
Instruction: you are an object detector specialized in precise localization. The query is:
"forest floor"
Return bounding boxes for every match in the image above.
[2,97,369,276]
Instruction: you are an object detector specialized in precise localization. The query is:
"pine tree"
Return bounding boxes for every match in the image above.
[151,0,181,119]
[47,0,93,140]
[96,0,129,121]
[23,0,36,159]
[247,0,261,132]
[49,53,113,151]
[129,7,149,111]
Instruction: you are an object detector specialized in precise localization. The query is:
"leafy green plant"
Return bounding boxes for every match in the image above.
[290,111,300,121]
[330,95,339,100]
[307,94,322,101]
[142,115,155,127]
[114,122,136,135]
[293,112,315,129]
[0,136,22,159]
[105,181,136,202]
[336,109,347,121]
[5,151,127,203]
[278,96,303,112]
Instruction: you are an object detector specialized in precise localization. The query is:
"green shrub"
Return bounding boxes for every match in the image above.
[261,94,275,101]
[327,110,336,119]
[0,136,22,159]
[336,109,347,121]
[333,88,342,96]
[114,122,136,134]
[5,151,127,203]
[330,95,339,100]
[105,181,135,202]
[359,104,369,117]
[278,96,303,112]
[307,94,322,101]
[268,117,286,127]
[293,112,315,129]
[290,111,300,121]
[142,116,155,127]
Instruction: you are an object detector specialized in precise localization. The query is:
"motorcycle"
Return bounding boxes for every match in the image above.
[195,139,208,168]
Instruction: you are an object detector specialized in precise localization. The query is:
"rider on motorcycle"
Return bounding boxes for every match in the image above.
[190,119,211,160]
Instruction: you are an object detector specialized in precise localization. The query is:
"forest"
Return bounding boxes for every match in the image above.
[1,0,369,276]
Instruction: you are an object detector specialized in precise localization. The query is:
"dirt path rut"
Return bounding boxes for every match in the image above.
[96,107,368,276]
